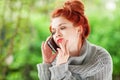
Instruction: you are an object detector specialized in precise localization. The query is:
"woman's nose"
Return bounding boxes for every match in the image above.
[55,30,62,38]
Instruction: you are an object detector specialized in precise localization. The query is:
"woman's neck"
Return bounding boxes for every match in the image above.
[70,38,83,57]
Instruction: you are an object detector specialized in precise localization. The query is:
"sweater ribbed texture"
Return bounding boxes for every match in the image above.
[37,40,113,80]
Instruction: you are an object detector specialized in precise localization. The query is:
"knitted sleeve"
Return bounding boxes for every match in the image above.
[37,63,51,80]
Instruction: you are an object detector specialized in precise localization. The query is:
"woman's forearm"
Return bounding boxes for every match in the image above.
[37,63,51,80]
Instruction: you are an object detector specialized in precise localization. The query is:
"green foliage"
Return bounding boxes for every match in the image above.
[0,0,120,80]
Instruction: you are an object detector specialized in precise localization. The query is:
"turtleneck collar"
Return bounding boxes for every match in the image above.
[68,39,91,65]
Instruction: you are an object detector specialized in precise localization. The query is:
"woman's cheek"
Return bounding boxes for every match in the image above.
[67,39,72,48]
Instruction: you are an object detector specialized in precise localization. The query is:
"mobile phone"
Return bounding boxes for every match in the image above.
[47,37,59,53]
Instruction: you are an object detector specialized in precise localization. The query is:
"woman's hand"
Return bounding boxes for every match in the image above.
[41,37,57,64]
[56,40,70,66]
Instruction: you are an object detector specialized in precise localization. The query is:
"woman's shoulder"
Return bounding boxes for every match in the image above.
[87,40,112,63]
[89,41,110,56]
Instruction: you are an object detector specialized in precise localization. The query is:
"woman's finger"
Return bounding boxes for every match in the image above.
[59,39,66,52]
[57,48,63,56]
[61,39,68,55]
[65,40,69,55]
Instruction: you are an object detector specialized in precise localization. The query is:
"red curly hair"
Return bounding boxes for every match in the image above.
[50,0,90,39]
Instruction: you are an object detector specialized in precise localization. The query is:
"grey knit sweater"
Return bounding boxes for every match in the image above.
[37,40,113,80]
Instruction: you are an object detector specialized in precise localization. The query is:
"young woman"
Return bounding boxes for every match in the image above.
[37,0,113,80]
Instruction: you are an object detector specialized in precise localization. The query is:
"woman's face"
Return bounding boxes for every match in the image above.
[51,17,82,53]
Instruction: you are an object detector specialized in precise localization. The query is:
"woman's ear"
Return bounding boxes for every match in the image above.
[76,25,83,34]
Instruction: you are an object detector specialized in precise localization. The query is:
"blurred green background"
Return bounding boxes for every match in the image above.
[0,0,120,80]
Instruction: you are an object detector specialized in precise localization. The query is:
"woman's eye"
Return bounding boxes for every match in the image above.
[60,26,66,30]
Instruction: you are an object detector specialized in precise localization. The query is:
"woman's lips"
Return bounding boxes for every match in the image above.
[57,38,63,43]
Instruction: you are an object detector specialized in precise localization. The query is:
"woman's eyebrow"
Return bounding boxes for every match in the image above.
[58,23,66,27]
